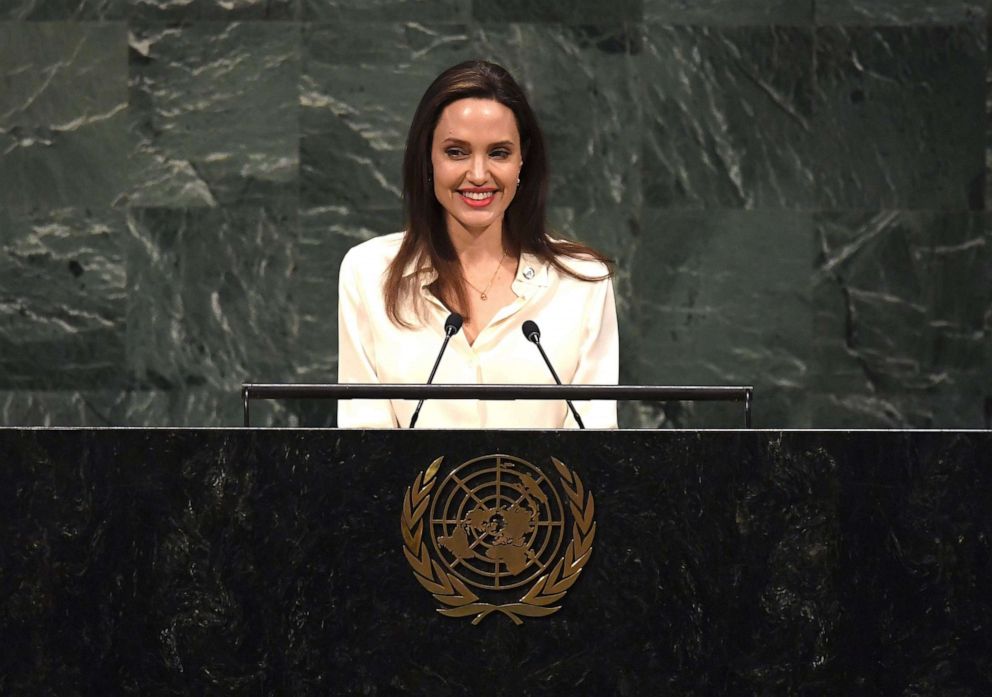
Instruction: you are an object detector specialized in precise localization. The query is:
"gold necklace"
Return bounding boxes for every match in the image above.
[464,249,508,301]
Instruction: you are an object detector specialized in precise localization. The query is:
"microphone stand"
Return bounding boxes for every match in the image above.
[409,314,462,428]
[523,323,585,429]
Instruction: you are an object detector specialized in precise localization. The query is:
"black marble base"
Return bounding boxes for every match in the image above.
[2,429,990,694]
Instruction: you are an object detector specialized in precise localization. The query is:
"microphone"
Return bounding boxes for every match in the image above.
[521,320,585,429]
[409,312,463,428]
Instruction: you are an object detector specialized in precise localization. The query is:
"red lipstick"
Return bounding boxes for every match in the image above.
[458,188,497,207]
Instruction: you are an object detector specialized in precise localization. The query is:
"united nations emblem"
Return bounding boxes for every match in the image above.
[401,454,596,624]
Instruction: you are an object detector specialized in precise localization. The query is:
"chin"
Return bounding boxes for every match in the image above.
[443,206,499,229]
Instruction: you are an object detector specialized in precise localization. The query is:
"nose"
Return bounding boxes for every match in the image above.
[467,154,488,183]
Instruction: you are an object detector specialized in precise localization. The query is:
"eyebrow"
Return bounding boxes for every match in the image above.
[440,138,517,149]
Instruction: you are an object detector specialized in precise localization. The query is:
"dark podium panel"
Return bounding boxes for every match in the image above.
[3,429,990,695]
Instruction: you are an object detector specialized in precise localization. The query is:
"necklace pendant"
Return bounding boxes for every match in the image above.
[480,292,488,301]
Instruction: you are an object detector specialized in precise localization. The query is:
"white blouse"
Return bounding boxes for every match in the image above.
[336,232,618,429]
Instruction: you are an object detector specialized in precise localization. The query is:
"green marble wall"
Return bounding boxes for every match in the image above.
[1,1,989,428]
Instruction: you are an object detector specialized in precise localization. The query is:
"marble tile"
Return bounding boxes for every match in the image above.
[627,209,812,428]
[0,208,127,389]
[102,387,300,426]
[641,25,816,209]
[0,22,126,140]
[547,206,639,396]
[244,206,406,427]
[302,0,469,21]
[0,389,246,426]
[0,0,124,20]
[816,0,985,25]
[294,206,403,381]
[128,0,298,21]
[547,205,640,275]
[126,22,300,208]
[811,211,991,428]
[300,22,471,209]
[813,26,985,210]
[645,0,813,25]
[0,390,127,426]
[0,22,130,213]
[124,206,301,395]
[473,24,642,214]
[548,205,640,428]
[0,14,988,430]
[473,0,642,23]
[124,387,271,426]
[987,17,992,213]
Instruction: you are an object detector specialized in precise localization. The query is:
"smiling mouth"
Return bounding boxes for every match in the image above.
[459,190,495,200]
[458,190,497,207]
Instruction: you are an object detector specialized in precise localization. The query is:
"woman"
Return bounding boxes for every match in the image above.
[337,60,618,428]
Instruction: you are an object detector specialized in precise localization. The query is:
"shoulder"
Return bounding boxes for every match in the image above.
[339,232,406,302]
[555,255,611,279]
[547,240,612,281]
[341,231,405,272]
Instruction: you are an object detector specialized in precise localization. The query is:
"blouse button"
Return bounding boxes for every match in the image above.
[522,266,535,280]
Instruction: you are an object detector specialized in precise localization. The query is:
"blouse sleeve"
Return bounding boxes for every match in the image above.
[565,275,619,429]
[336,248,399,428]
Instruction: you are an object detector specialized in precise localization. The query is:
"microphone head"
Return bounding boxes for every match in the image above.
[444,312,464,334]
[522,319,540,342]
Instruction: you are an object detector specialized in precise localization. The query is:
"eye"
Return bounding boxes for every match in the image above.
[444,147,466,158]
[490,148,511,159]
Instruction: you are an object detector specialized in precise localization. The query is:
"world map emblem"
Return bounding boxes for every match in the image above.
[401,454,596,624]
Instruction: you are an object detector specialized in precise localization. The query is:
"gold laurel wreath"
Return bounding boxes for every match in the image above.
[401,456,596,625]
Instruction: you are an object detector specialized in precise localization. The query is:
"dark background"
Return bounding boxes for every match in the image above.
[3,428,990,694]
[1,0,989,428]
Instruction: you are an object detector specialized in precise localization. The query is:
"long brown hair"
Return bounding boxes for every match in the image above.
[384,59,612,326]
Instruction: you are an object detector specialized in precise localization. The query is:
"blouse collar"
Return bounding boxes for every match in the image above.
[404,251,552,296]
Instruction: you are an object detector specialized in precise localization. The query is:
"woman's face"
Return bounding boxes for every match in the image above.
[430,98,523,238]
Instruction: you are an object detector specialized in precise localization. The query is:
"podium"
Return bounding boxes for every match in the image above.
[3,428,990,694]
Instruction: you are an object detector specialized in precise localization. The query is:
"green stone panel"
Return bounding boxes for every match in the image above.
[548,205,637,426]
[0,0,123,20]
[547,206,639,273]
[121,388,283,427]
[0,391,125,426]
[128,0,298,21]
[125,388,265,426]
[124,206,301,395]
[641,25,815,209]
[628,209,812,428]
[286,206,404,426]
[813,26,985,210]
[646,0,813,25]
[815,1,985,24]
[0,208,127,389]
[294,206,403,380]
[473,24,642,214]
[549,204,643,426]
[547,205,638,386]
[473,0,642,23]
[303,0,469,21]
[811,212,991,428]
[126,22,300,208]
[300,22,471,209]
[0,22,129,213]
[0,14,986,430]
[0,24,125,122]
[0,389,249,427]
[302,23,639,221]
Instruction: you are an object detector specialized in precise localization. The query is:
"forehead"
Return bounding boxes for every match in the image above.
[433,98,519,143]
